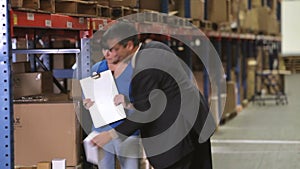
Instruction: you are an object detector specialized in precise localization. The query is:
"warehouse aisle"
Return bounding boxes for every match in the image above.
[211,74,300,169]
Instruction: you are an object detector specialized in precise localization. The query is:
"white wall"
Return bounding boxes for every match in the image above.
[282,0,300,56]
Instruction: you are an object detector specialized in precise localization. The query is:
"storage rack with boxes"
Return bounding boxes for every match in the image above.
[1,0,286,168]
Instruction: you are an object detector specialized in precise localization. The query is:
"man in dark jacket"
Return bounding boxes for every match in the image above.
[91,21,216,169]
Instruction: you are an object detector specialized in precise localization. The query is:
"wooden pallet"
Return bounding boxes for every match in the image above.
[55,0,98,17]
[284,56,300,73]
[111,6,135,19]
[11,0,55,13]
[199,20,218,31]
[138,10,162,23]
[191,19,201,28]
[218,22,231,32]
[11,0,40,10]
[97,5,111,17]
[192,19,220,30]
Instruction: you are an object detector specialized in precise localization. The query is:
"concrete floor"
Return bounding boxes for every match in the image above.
[212,74,300,169]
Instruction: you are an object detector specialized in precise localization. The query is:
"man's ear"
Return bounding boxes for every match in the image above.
[127,41,134,50]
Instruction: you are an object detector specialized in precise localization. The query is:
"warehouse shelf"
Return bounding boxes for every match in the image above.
[2,0,283,168]
[11,10,90,30]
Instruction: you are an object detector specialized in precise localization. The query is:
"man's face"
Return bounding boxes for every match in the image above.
[102,49,119,64]
[107,38,131,61]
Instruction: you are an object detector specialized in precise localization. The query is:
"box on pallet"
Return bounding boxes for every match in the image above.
[14,103,81,167]
[55,0,98,16]
[109,0,137,7]
[12,62,31,73]
[176,0,204,20]
[223,81,237,115]
[251,0,262,8]
[207,0,231,23]
[37,161,51,169]
[240,7,270,33]
[139,0,176,12]
[40,0,55,12]
[98,0,109,6]
[13,72,53,99]
[11,0,40,9]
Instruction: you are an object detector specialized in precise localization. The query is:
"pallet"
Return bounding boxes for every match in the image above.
[195,20,218,31]
[218,22,231,32]
[97,5,111,17]
[111,6,135,19]
[284,56,300,73]
[11,0,40,10]
[137,10,162,23]
[97,0,109,6]
[11,0,55,13]
[55,0,98,17]
[41,0,55,13]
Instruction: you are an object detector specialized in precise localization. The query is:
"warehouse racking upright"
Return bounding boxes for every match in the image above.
[0,0,13,168]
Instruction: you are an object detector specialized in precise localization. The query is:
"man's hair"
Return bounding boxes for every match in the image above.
[102,21,139,48]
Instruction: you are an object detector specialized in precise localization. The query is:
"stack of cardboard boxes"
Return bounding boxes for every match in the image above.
[240,0,280,34]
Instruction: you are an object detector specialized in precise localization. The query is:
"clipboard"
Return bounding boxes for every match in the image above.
[80,70,126,128]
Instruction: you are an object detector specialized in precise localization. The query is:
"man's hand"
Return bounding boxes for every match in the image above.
[83,98,95,110]
[114,94,133,110]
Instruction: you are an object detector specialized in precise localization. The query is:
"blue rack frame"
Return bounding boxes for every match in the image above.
[0,0,14,168]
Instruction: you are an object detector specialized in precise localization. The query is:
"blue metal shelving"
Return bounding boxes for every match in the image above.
[0,0,13,168]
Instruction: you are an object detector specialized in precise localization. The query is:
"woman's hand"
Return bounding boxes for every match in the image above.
[83,98,95,110]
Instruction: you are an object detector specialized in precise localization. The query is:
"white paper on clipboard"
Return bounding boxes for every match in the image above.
[80,70,126,128]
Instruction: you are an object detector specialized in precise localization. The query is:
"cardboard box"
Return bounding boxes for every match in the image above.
[53,54,65,69]
[240,0,248,11]
[12,38,29,63]
[13,72,53,99]
[177,0,204,19]
[223,81,237,114]
[267,16,279,35]
[11,0,40,9]
[251,0,262,8]
[12,62,31,73]
[139,0,160,11]
[37,161,51,169]
[98,0,109,6]
[247,59,256,99]
[109,0,137,7]
[139,0,177,12]
[191,0,204,19]
[241,7,270,33]
[67,79,83,100]
[14,103,81,167]
[207,0,231,23]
